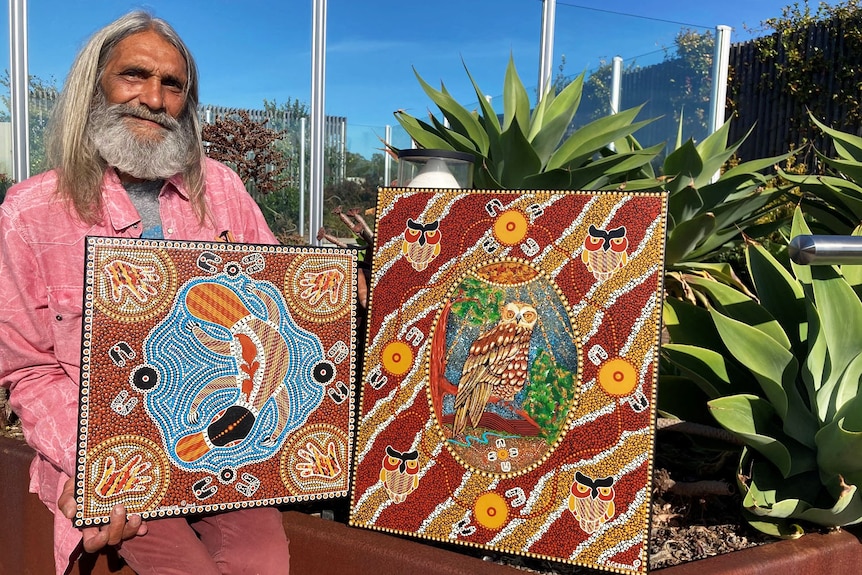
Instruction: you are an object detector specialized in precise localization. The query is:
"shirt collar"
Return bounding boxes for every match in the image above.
[101,168,189,232]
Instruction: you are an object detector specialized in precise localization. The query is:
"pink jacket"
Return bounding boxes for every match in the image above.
[0,158,277,575]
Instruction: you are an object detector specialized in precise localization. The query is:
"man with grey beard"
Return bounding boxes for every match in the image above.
[88,90,194,186]
[0,11,292,575]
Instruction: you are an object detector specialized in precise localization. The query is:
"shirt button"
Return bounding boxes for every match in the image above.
[56,314,62,321]
[167,228,174,235]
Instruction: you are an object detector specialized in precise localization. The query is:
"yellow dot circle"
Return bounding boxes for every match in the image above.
[598,358,638,396]
[382,341,413,376]
[496,449,509,460]
[493,210,528,246]
[474,492,509,530]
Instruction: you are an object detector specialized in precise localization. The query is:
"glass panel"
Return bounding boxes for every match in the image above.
[0,4,10,191]
[7,1,542,240]
[554,4,717,161]
[324,0,540,243]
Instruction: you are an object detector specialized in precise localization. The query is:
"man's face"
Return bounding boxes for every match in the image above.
[99,29,188,141]
[90,28,196,181]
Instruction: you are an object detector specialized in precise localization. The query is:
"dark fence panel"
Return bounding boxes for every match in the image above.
[727,16,862,163]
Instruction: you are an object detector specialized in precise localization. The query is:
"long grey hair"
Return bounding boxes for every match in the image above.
[46,11,207,225]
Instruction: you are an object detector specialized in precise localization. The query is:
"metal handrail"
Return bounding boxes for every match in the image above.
[788,235,862,265]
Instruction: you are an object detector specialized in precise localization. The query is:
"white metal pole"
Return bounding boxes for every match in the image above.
[384,124,391,186]
[340,119,346,181]
[537,0,556,100]
[610,56,622,114]
[300,116,307,242]
[309,0,327,245]
[708,25,732,135]
[9,0,29,182]
[608,56,623,152]
[709,25,731,182]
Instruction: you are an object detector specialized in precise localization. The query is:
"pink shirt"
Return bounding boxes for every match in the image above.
[0,158,277,575]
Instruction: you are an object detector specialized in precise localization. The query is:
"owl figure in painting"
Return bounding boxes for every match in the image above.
[402,218,442,272]
[581,224,628,281]
[568,471,615,534]
[452,301,537,436]
[379,445,420,503]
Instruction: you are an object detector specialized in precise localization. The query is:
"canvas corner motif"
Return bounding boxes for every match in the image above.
[350,187,669,574]
[74,237,357,527]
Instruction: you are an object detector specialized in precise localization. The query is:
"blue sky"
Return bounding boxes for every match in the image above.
[2,1,834,151]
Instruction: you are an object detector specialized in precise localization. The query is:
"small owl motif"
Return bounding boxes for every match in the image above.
[452,301,538,436]
[568,471,615,533]
[581,224,628,281]
[379,445,420,503]
[402,219,442,272]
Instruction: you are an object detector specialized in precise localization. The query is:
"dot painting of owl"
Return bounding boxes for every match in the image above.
[568,471,615,534]
[581,224,628,281]
[379,445,420,503]
[402,218,442,272]
[452,301,538,436]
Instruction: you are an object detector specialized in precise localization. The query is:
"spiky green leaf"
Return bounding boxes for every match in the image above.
[502,56,530,136]
[667,185,704,225]
[709,395,816,477]
[678,262,755,296]
[810,112,862,162]
[496,116,542,188]
[745,242,806,354]
[394,112,457,151]
[412,70,489,155]
[817,379,862,480]
[529,72,585,164]
[665,213,715,266]
[547,107,652,170]
[567,145,664,190]
[664,140,703,195]
[693,122,754,189]
[662,344,741,398]
[708,306,821,447]
[685,275,791,348]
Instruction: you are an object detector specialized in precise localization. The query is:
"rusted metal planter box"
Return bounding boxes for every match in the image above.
[2,435,861,575]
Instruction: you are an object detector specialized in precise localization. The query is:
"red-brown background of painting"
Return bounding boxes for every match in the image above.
[352,189,664,566]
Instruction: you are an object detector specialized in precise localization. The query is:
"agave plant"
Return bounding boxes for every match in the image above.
[394,56,663,190]
[780,112,862,235]
[662,205,862,537]
[396,58,793,289]
[657,118,794,269]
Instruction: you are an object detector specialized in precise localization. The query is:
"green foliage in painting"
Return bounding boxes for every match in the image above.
[450,277,504,327]
[523,350,574,444]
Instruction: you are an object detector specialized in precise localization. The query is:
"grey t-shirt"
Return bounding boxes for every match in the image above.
[124,179,164,239]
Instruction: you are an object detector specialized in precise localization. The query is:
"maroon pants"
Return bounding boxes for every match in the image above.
[117,507,290,574]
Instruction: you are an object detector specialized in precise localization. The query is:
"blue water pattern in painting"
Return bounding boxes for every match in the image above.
[141,272,326,474]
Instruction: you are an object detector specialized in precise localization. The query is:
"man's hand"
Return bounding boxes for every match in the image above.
[59,477,148,552]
